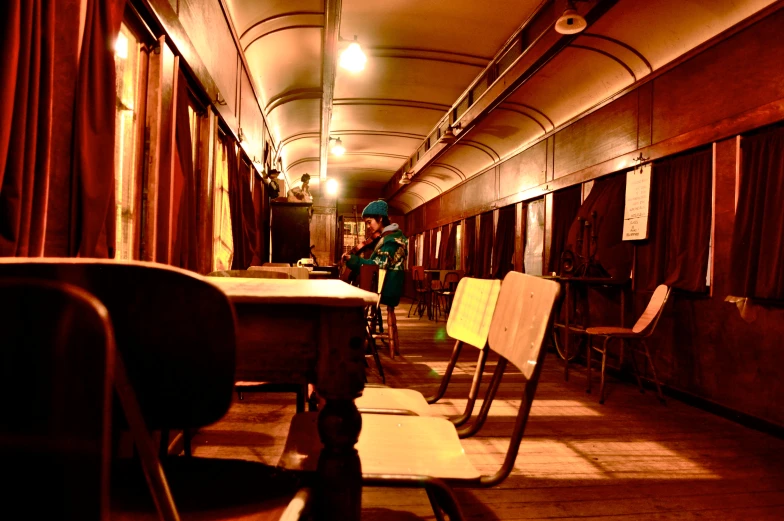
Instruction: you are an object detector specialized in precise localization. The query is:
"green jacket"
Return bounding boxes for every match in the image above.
[347,227,408,307]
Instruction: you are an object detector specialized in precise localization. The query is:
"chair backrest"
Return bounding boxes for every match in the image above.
[208,269,290,279]
[248,265,308,279]
[0,279,114,520]
[411,266,426,289]
[632,284,671,335]
[442,271,461,291]
[359,263,379,293]
[488,271,561,379]
[0,259,237,431]
[445,277,501,350]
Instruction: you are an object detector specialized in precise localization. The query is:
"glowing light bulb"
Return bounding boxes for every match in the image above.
[339,41,367,73]
[331,137,345,156]
[115,32,128,59]
[326,178,338,196]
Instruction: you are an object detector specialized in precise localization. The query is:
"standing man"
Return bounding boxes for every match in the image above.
[342,199,408,357]
[264,168,281,200]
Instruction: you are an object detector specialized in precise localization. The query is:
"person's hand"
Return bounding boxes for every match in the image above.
[342,253,351,261]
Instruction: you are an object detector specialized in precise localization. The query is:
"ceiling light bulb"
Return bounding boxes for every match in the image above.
[326,178,338,196]
[339,41,367,73]
[115,32,128,59]
[331,137,345,156]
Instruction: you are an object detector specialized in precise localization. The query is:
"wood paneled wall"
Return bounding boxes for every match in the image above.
[406,8,784,426]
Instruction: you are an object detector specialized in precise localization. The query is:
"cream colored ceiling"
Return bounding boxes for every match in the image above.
[224,0,776,203]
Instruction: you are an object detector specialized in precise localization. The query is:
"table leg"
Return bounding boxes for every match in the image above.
[564,280,571,381]
[314,308,367,521]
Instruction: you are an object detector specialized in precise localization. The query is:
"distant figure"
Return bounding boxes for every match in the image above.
[264,168,281,199]
[287,173,313,203]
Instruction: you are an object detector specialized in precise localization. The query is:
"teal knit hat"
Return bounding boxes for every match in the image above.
[362,199,388,218]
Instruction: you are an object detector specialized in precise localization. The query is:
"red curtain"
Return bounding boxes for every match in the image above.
[228,150,260,269]
[636,149,712,292]
[463,216,476,276]
[492,205,516,279]
[475,211,494,278]
[444,222,457,270]
[564,173,632,279]
[68,0,125,257]
[730,125,784,299]
[0,0,55,256]
[438,223,449,269]
[548,185,582,274]
[421,229,431,269]
[170,70,198,271]
[253,174,266,265]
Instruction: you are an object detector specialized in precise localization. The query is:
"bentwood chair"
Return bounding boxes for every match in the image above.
[279,272,560,520]
[408,266,429,318]
[0,279,115,520]
[356,277,500,428]
[585,284,671,404]
[0,259,311,521]
[432,271,462,322]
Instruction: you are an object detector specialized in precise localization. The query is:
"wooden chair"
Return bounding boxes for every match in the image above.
[279,272,560,520]
[585,284,671,404]
[358,264,389,376]
[206,269,306,410]
[356,277,500,427]
[0,279,115,520]
[407,266,429,318]
[208,269,291,279]
[432,271,462,322]
[0,259,311,521]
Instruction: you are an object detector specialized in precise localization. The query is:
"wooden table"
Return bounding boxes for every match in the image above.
[208,277,376,521]
[544,276,629,381]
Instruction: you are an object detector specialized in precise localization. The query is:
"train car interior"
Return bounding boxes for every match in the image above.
[3,0,784,519]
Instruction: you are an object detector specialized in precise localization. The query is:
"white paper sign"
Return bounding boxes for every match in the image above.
[623,163,651,240]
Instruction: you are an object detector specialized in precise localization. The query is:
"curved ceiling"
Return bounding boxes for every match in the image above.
[224,0,776,203]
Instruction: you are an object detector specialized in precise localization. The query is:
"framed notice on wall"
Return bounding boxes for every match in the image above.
[623,163,651,240]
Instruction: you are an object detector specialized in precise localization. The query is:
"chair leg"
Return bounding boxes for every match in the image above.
[237,390,244,400]
[641,339,666,404]
[426,488,448,521]
[407,295,418,318]
[627,342,645,394]
[387,306,399,358]
[586,335,593,394]
[599,336,610,405]
[425,483,465,521]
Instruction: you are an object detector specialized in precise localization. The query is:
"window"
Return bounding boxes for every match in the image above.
[213,137,234,270]
[455,223,462,270]
[113,22,144,260]
[524,199,545,275]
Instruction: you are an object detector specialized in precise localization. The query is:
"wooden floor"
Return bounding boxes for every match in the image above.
[193,299,784,520]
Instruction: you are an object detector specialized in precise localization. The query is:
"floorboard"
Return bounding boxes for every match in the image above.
[191,298,784,520]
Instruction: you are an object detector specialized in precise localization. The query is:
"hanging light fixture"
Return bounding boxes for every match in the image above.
[339,36,367,73]
[330,137,345,156]
[326,178,339,196]
[555,1,587,34]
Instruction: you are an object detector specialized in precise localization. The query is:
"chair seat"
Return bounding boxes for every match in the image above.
[585,326,637,337]
[355,387,432,416]
[279,413,481,481]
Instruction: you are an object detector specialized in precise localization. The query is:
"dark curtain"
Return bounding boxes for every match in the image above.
[548,185,582,274]
[730,126,784,299]
[636,149,712,292]
[228,151,260,269]
[492,205,516,279]
[463,216,476,276]
[408,232,417,268]
[253,173,266,265]
[476,211,494,278]
[68,0,125,257]
[444,222,457,270]
[438,224,449,269]
[0,0,55,256]
[564,173,632,279]
[171,70,198,271]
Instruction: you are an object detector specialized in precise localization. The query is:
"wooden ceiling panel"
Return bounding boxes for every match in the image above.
[331,104,440,138]
[506,46,634,128]
[225,0,323,35]
[339,0,542,60]
[243,28,323,108]
[464,108,550,163]
[587,0,777,72]
[266,98,321,145]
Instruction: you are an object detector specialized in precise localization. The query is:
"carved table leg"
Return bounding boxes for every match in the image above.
[314,308,367,521]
